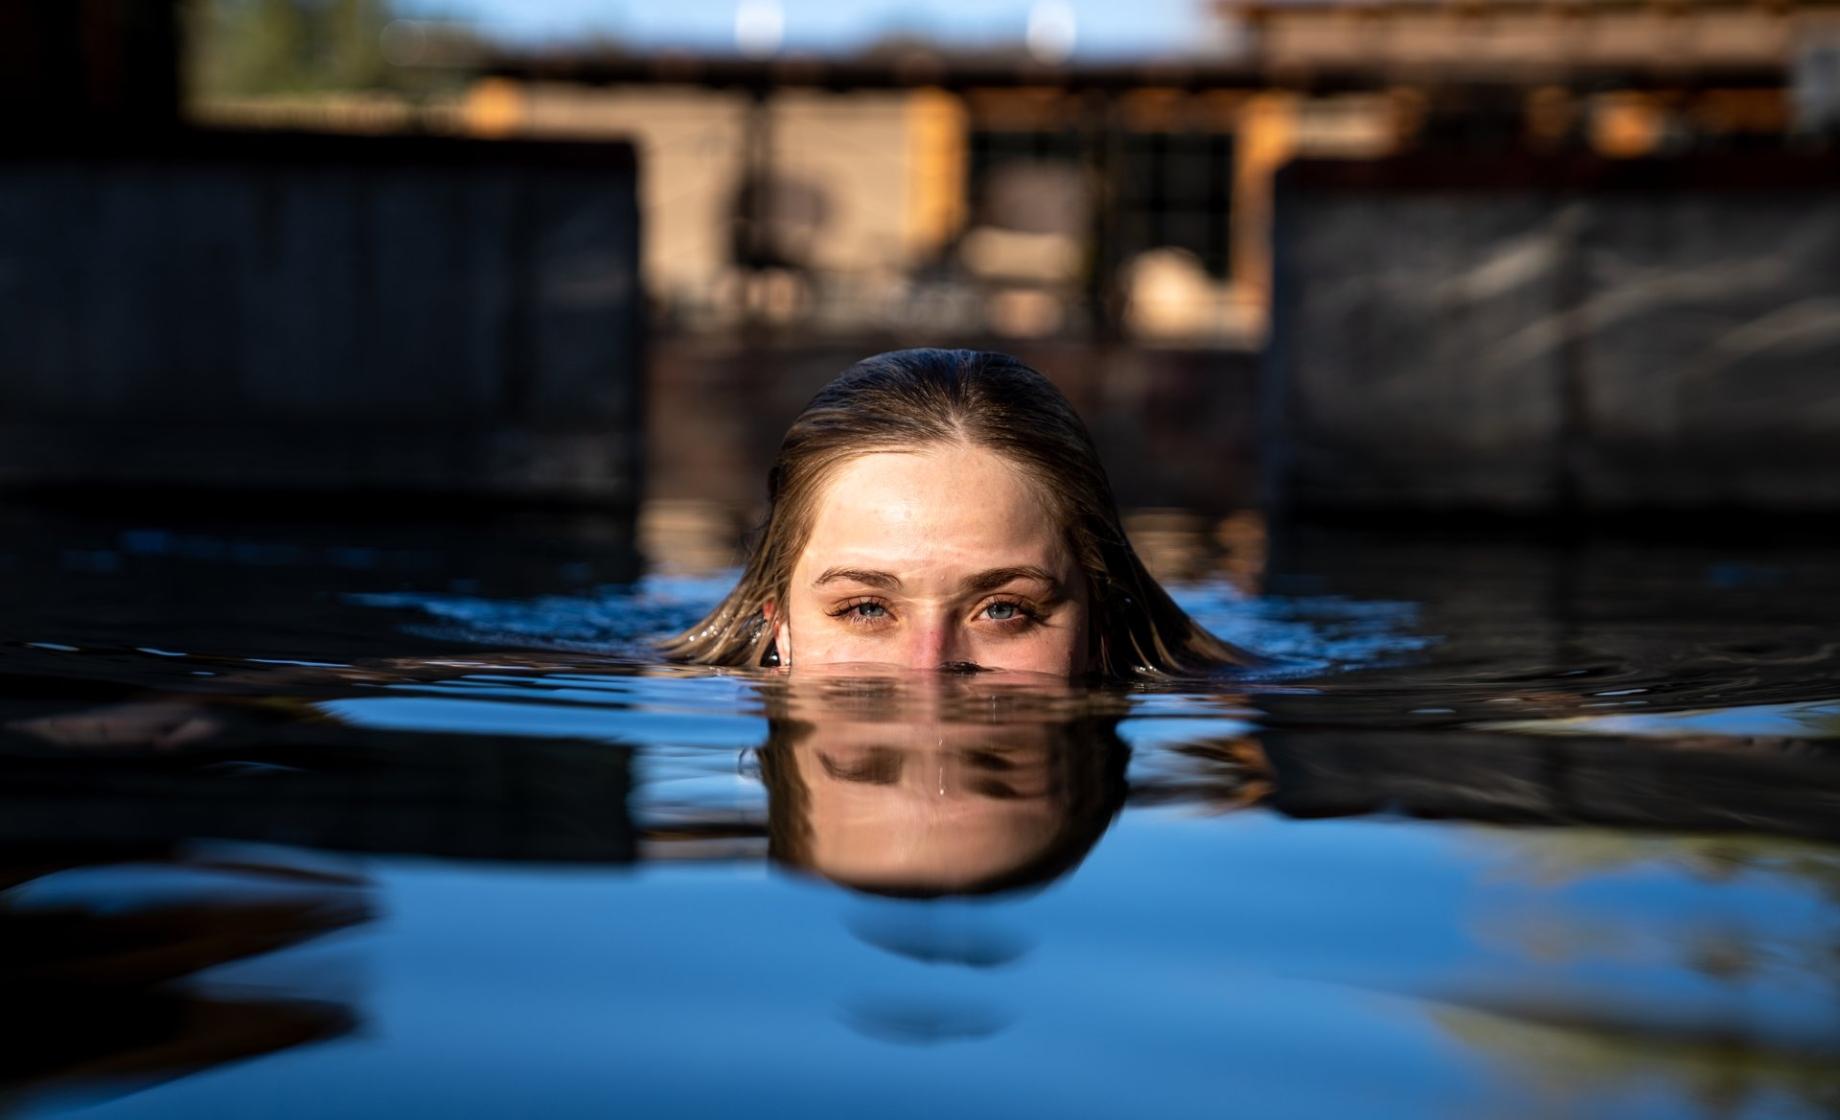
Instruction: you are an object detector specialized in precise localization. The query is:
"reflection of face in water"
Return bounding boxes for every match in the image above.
[754,675,1128,897]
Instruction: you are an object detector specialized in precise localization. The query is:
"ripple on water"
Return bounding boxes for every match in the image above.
[5,515,1840,1117]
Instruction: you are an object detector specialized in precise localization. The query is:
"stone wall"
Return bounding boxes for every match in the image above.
[1266,154,1840,514]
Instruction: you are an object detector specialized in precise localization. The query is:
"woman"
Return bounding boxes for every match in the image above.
[664,348,1251,679]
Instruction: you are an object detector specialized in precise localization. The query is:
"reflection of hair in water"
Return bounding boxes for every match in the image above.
[663,348,1249,677]
[755,713,1129,899]
[3,852,367,1098]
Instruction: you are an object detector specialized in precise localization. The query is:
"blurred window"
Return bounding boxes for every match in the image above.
[1117,130,1235,280]
[968,128,1086,233]
[968,127,1236,281]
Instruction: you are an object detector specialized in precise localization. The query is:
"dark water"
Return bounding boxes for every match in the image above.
[2,503,1838,1119]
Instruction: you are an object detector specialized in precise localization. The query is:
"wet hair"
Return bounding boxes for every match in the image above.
[661,347,1249,678]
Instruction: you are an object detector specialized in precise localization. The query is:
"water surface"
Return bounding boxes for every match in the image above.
[2,504,1837,1119]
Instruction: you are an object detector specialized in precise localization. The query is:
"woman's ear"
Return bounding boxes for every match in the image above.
[762,600,792,669]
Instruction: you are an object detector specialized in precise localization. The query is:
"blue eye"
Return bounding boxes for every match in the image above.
[826,599,893,626]
[985,602,1020,621]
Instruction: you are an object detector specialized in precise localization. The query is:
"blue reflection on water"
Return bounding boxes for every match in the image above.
[34,810,1840,1120]
[9,516,1840,1120]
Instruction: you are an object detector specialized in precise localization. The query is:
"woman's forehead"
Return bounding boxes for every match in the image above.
[798,446,1067,573]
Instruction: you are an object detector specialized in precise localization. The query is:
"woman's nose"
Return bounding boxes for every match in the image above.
[906,619,964,670]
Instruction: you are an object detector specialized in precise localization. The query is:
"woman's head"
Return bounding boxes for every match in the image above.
[663,348,1246,679]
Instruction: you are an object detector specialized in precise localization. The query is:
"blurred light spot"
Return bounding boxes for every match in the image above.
[1026,0,1077,64]
[735,0,784,59]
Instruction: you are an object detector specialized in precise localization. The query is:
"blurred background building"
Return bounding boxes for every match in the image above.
[177,0,1840,345]
[4,0,1839,562]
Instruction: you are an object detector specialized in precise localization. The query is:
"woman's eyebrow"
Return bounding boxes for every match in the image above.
[961,566,1058,594]
[813,567,902,589]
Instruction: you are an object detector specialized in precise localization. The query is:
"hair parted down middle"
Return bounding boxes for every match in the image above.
[660,347,1250,679]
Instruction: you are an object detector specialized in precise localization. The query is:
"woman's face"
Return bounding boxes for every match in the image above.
[774,443,1090,676]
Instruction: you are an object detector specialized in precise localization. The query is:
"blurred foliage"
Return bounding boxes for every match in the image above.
[1434,1003,1840,1119]
[188,0,400,97]
[1436,828,1840,1117]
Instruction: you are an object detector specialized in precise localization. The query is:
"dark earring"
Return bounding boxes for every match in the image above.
[761,639,781,668]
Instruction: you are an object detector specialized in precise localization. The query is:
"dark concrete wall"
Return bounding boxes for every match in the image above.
[1266,155,1840,515]
[0,130,642,506]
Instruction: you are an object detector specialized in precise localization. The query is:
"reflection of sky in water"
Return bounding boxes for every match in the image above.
[9,860,355,917]
[13,519,1840,1117]
[349,574,738,660]
[1168,583,1436,673]
[317,692,764,749]
[1484,699,1840,739]
[40,818,1840,1120]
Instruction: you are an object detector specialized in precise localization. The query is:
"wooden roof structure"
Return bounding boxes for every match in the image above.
[1222,0,1840,85]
